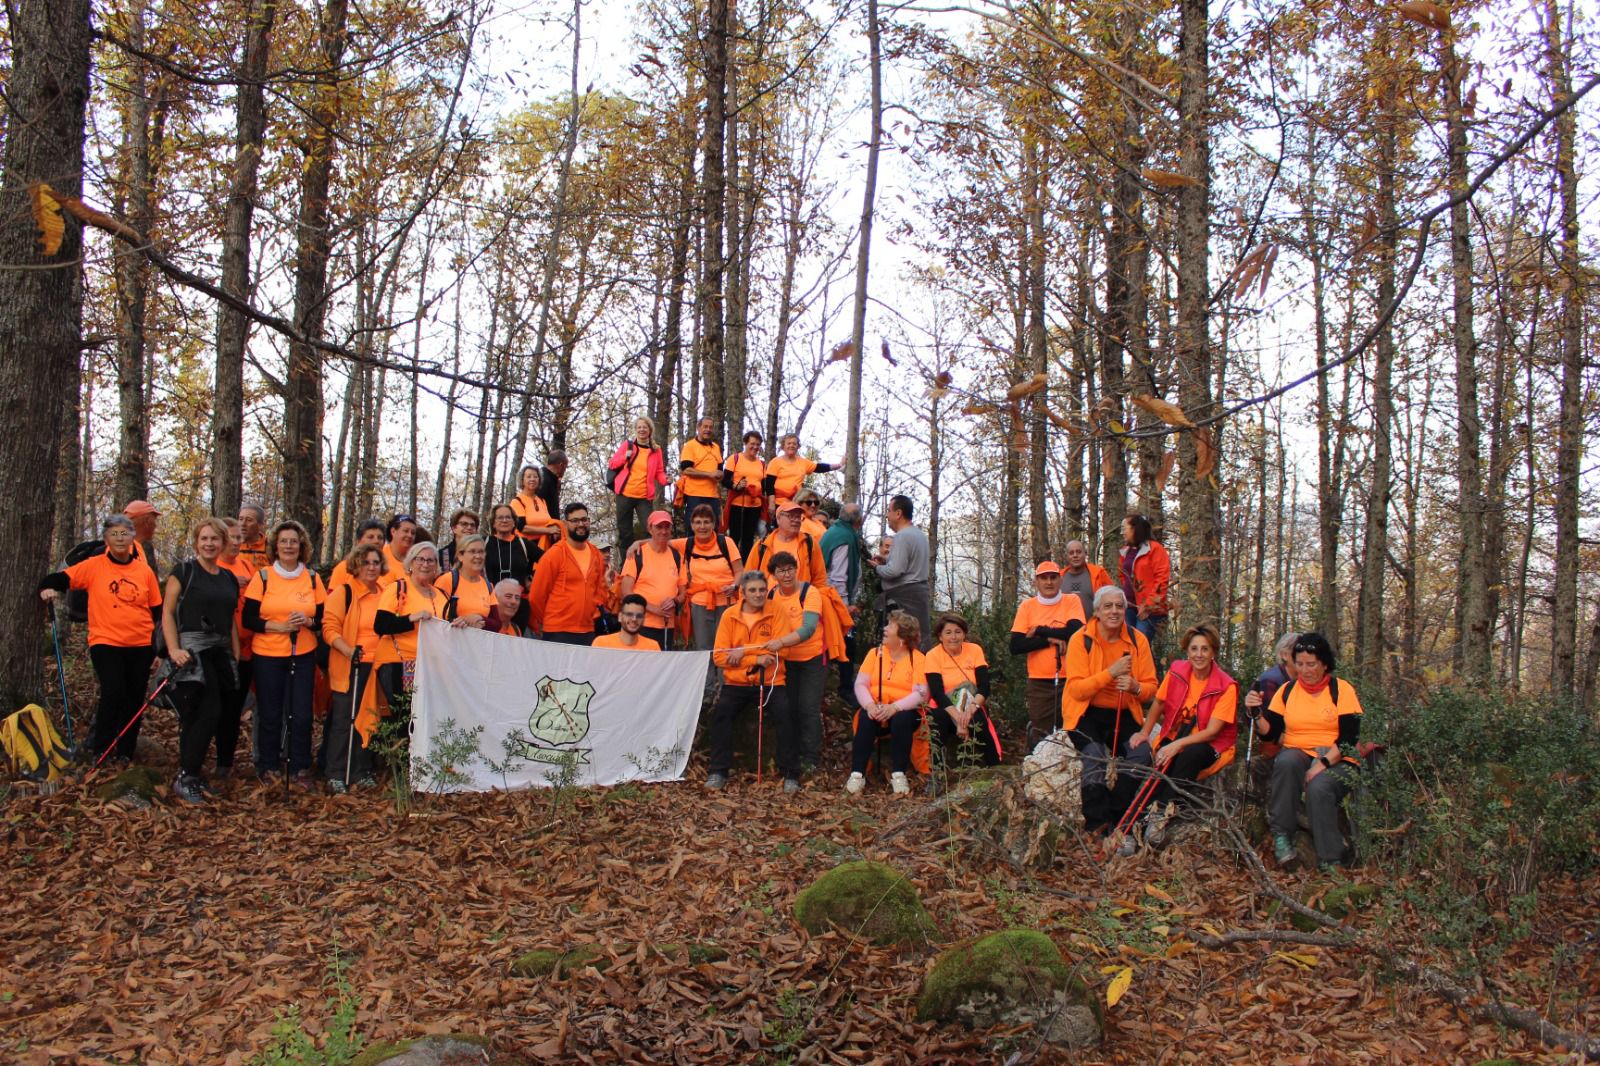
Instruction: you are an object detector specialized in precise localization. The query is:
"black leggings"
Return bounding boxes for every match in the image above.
[88,644,156,760]
[172,648,236,777]
[851,708,920,774]
[214,657,252,769]
[727,505,762,560]
[928,706,1002,768]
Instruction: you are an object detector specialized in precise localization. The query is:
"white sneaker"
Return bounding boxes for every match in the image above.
[890,772,910,795]
[845,772,866,795]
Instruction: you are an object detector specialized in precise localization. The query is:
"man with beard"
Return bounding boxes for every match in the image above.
[527,502,608,646]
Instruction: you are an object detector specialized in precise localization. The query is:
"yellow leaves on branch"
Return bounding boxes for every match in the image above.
[1142,168,1198,189]
[29,183,65,257]
[1397,0,1450,31]
[1130,393,1194,429]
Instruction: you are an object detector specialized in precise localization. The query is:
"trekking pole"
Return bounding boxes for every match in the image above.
[50,608,74,742]
[756,661,769,784]
[344,647,364,785]
[93,675,174,768]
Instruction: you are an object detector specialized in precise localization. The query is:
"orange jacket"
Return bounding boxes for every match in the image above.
[1060,618,1158,731]
[1119,541,1171,616]
[712,599,792,685]
[528,540,608,635]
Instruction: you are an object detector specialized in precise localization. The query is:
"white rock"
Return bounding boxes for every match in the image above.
[1021,731,1083,828]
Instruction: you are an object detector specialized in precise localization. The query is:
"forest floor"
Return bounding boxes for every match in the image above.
[2,673,1596,1065]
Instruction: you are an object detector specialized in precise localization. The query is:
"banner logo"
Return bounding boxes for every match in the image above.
[509,675,595,766]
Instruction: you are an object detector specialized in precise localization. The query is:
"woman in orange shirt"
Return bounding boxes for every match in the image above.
[242,521,327,787]
[511,465,563,551]
[764,432,843,515]
[924,612,1001,780]
[436,534,497,628]
[37,514,163,764]
[607,417,671,552]
[723,430,767,559]
[323,544,386,791]
[846,611,930,796]
[373,542,449,701]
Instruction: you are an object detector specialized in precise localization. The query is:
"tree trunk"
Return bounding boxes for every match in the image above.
[700,0,731,439]
[1544,0,1582,694]
[767,175,803,451]
[0,0,92,705]
[1305,122,1345,648]
[1443,27,1490,677]
[1023,132,1051,564]
[211,0,277,517]
[1356,76,1399,681]
[1174,0,1218,626]
[652,127,696,442]
[114,0,155,506]
[283,0,349,546]
[842,0,881,500]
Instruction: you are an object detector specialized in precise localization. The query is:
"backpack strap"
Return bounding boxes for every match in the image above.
[718,535,733,567]
[1329,677,1340,705]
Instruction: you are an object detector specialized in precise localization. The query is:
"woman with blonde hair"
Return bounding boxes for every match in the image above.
[160,518,243,803]
[607,416,672,551]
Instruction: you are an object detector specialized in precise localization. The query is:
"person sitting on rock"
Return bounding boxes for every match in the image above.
[1256,631,1363,871]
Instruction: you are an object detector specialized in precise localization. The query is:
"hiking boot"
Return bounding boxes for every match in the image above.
[1274,834,1298,869]
[845,772,866,795]
[173,774,207,805]
[1115,831,1139,858]
[783,777,801,795]
[355,774,379,790]
[890,772,910,795]
[705,772,728,791]
[291,771,316,792]
[327,778,348,795]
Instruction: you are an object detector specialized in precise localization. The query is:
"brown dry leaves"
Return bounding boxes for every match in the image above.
[28,183,65,257]
[1,701,1590,1065]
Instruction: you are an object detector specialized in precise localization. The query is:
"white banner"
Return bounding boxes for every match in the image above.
[412,622,707,791]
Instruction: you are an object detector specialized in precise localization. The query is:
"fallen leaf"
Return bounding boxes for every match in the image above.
[1106,965,1134,1007]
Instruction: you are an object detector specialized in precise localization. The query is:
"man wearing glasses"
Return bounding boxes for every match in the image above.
[528,503,609,646]
[593,594,661,651]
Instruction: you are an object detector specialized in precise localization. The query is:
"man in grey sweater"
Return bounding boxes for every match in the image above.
[870,494,932,650]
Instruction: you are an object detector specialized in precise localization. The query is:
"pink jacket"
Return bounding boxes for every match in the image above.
[608,440,671,497]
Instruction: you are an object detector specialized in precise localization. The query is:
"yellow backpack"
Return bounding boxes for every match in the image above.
[1,704,74,782]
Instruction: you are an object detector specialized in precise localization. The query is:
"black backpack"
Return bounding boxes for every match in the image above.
[62,539,106,623]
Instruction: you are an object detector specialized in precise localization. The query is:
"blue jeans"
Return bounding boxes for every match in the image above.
[1127,608,1166,645]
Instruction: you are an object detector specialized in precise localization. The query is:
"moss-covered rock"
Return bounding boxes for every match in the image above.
[651,941,728,964]
[510,944,612,978]
[1272,880,1380,933]
[350,1034,490,1066]
[793,861,934,945]
[94,765,161,805]
[917,929,1101,1049]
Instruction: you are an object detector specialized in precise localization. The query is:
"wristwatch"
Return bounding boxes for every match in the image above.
[1317,753,1333,768]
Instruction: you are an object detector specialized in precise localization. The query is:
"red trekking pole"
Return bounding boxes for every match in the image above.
[94,675,175,769]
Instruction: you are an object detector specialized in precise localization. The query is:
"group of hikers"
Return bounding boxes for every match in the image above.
[35,415,1361,869]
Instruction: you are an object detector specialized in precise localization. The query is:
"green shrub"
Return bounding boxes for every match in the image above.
[1355,688,1600,968]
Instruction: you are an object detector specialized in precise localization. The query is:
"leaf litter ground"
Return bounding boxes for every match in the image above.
[3,696,1595,1064]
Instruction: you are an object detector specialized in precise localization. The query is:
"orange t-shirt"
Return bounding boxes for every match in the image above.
[622,445,653,499]
[724,453,765,508]
[925,640,987,699]
[242,566,327,658]
[771,581,824,661]
[676,534,742,609]
[379,544,408,587]
[679,439,723,498]
[592,632,661,652]
[237,538,271,573]
[64,552,162,648]
[221,556,255,658]
[800,516,827,540]
[1010,595,1087,679]
[375,578,448,664]
[859,647,928,706]
[512,491,562,550]
[623,543,684,628]
[436,570,497,622]
[767,455,818,501]
[1268,678,1362,755]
